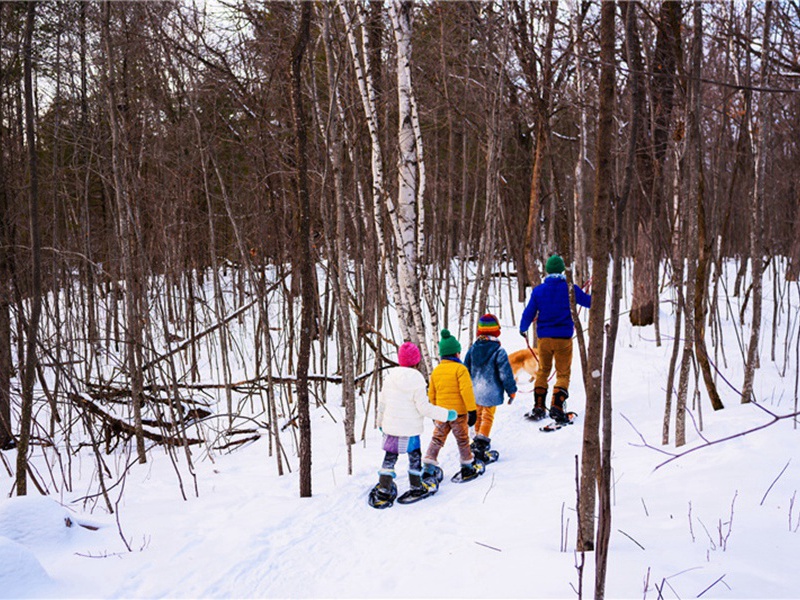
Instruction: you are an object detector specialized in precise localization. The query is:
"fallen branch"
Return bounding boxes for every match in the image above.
[70,393,203,448]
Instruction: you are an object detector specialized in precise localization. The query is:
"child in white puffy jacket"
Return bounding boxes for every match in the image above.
[375,342,456,501]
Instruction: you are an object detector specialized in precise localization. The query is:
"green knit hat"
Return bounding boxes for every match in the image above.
[438,329,462,356]
[545,254,565,274]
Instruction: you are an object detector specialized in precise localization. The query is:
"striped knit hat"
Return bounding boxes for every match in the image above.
[477,314,501,337]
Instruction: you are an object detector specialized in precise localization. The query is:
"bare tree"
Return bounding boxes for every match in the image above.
[578,0,614,558]
[16,0,43,495]
[0,2,15,452]
[742,1,774,404]
[291,1,314,498]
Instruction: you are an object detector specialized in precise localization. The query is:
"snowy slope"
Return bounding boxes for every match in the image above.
[2,265,800,598]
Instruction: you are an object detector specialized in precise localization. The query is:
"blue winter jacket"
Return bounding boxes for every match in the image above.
[519,274,592,339]
[463,338,518,407]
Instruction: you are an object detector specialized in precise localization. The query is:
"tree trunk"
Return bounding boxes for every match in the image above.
[16,0,43,495]
[291,2,314,498]
[389,0,431,375]
[102,1,147,464]
[742,1,773,404]
[321,4,356,467]
[0,2,14,451]
[676,1,705,447]
[579,0,614,556]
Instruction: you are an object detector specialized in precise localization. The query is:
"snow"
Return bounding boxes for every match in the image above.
[2,263,800,598]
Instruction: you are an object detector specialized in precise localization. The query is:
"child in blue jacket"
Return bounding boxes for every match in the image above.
[463,314,517,461]
[519,254,591,422]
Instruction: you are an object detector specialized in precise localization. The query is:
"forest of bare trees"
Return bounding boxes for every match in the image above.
[1,1,799,593]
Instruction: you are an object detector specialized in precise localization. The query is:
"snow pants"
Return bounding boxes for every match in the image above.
[424,415,473,466]
[534,337,573,392]
[474,405,497,438]
[380,434,423,477]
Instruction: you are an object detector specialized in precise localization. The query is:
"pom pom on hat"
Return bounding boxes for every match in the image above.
[477,313,501,337]
[397,341,421,367]
[438,329,462,357]
[545,254,565,274]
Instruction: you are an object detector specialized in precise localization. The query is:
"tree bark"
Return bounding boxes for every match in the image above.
[0,2,14,452]
[291,1,314,498]
[16,0,43,495]
[742,1,773,404]
[389,0,432,375]
[101,1,147,464]
[579,0,614,556]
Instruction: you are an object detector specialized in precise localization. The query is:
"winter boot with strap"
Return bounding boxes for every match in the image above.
[470,435,490,462]
[397,472,438,504]
[471,434,499,464]
[549,388,570,423]
[451,459,486,483]
[368,471,398,509]
[528,387,548,421]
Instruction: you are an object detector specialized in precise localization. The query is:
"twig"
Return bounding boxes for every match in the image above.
[655,408,800,471]
[697,574,728,598]
[474,541,501,552]
[620,413,678,458]
[617,529,645,550]
[760,459,791,506]
[482,472,496,504]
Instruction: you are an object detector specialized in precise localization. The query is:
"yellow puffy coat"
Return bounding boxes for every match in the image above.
[427,359,476,415]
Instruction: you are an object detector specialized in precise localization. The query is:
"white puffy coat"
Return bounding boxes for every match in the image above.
[377,367,450,437]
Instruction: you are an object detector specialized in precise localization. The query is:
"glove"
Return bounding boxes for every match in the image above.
[468,410,477,427]
[520,330,527,338]
[446,409,458,421]
[508,392,516,405]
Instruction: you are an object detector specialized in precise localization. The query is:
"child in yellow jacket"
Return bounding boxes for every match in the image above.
[422,329,485,482]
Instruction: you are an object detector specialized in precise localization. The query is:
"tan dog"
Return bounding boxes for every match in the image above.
[508,347,540,383]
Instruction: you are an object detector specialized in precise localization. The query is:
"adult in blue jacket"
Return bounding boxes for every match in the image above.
[519,254,591,422]
[463,314,517,462]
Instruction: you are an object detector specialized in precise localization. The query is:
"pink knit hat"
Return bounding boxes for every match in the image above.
[397,342,421,367]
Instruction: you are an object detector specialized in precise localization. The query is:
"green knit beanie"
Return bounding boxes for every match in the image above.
[438,329,462,356]
[545,254,565,274]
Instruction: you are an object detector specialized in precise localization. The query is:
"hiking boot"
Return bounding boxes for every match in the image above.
[470,435,491,462]
[459,459,485,481]
[529,387,548,420]
[549,388,569,423]
[378,471,395,496]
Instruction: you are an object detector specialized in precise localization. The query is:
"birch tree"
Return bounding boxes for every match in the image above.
[388,0,432,371]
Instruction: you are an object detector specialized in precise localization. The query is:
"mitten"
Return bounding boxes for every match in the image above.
[447,409,458,421]
[468,410,477,427]
[508,392,516,405]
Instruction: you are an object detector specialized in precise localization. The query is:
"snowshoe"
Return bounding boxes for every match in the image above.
[483,449,499,463]
[422,465,444,484]
[525,407,548,421]
[368,481,398,509]
[397,479,438,504]
[470,437,499,464]
[450,459,486,483]
[539,411,578,432]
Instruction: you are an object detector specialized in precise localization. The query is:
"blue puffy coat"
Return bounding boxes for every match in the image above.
[519,274,591,339]
[463,338,518,407]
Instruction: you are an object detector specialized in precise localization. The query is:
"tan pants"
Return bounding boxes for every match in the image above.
[424,415,474,465]
[534,337,573,392]
[474,405,497,438]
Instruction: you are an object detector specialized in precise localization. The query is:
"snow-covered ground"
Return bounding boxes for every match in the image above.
[2,264,800,598]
